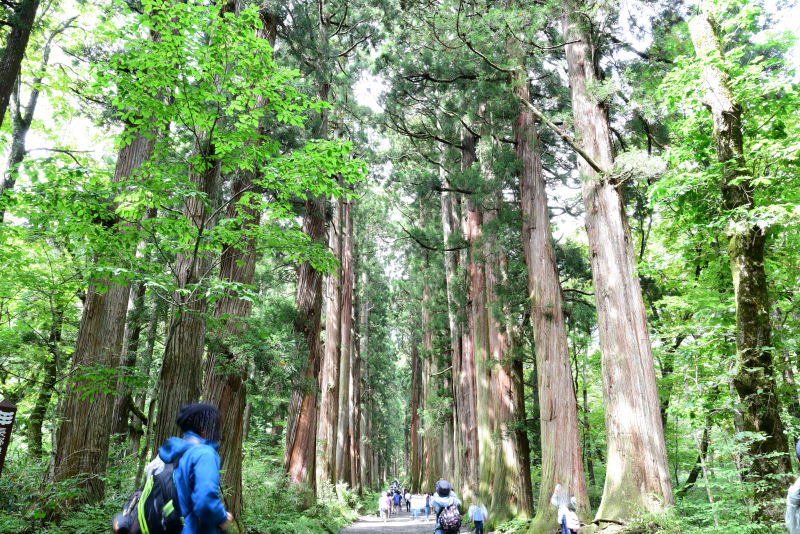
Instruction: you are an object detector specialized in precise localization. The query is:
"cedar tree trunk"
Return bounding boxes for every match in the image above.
[562,1,673,522]
[317,193,342,488]
[283,196,326,493]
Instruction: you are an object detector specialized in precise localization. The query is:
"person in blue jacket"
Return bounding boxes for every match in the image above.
[158,403,233,534]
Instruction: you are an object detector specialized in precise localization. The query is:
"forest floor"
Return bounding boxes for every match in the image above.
[338,507,467,534]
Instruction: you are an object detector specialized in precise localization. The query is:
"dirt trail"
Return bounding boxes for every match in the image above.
[338,507,461,534]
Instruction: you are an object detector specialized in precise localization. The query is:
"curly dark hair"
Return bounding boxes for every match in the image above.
[176,403,222,443]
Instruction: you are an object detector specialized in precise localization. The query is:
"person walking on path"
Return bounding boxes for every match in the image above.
[405,490,412,512]
[432,479,462,534]
[411,494,423,520]
[425,492,431,520]
[393,490,402,515]
[380,492,392,522]
[149,404,233,534]
[468,503,488,534]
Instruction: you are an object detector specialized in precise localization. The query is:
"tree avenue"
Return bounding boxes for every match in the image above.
[1,0,799,533]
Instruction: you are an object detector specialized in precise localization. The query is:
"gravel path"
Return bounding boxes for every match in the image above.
[339,507,462,534]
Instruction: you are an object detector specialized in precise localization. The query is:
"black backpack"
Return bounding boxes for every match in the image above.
[439,502,462,532]
[112,450,188,534]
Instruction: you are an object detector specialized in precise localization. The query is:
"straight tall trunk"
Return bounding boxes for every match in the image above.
[201,17,279,516]
[441,374,453,479]
[154,151,221,448]
[483,194,535,520]
[201,173,260,519]
[154,0,242,447]
[421,227,443,491]
[410,338,423,491]
[202,3,278,505]
[242,360,257,441]
[358,270,370,493]
[51,128,156,505]
[440,144,461,489]
[317,193,343,488]
[348,317,359,493]
[0,0,40,131]
[689,14,791,521]
[562,1,673,521]
[456,133,479,500]
[284,73,330,494]
[283,196,327,492]
[512,344,535,514]
[471,176,492,505]
[511,65,589,529]
[336,201,354,484]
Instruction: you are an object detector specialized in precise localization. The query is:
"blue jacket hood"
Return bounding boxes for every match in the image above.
[159,431,219,462]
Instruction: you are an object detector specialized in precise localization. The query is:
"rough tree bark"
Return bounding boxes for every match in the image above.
[283,196,327,493]
[561,1,673,522]
[422,243,443,491]
[411,337,423,491]
[284,75,331,495]
[439,143,460,488]
[110,278,149,438]
[317,192,343,488]
[480,136,535,522]
[199,11,278,518]
[200,174,259,519]
[154,0,240,448]
[153,154,221,447]
[455,132,479,500]
[689,13,791,521]
[51,129,156,505]
[358,270,370,493]
[348,296,359,493]
[129,297,165,456]
[335,201,354,484]
[510,62,589,529]
[471,168,492,505]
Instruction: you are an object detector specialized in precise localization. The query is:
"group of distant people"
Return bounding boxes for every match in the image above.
[377,479,487,534]
[378,488,432,521]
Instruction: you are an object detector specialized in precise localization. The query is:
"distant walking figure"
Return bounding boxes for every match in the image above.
[432,479,462,534]
[393,491,401,515]
[468,503,488,534]
[405,490,412,512]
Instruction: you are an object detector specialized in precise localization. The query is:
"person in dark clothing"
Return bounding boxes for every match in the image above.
[392,491,401,514]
